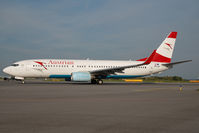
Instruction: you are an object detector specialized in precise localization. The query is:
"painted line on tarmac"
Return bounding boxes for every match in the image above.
[135,88,167,92]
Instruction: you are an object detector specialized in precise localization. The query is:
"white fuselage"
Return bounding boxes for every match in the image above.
[2,32,180,81]
[3,59,169,79]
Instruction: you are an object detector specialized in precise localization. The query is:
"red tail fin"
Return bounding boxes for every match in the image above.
[143,50,156,64]
[151,50,171,63]
[137,31,177,63]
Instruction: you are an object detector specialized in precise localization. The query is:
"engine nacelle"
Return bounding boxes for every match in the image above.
[14,76,24,81]
[71,72,91,82]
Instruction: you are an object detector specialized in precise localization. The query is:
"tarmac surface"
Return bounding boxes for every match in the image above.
[0,80,199,133]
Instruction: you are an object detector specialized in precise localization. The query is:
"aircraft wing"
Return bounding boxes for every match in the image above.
[90,50,156,75]
[90,63,146,75]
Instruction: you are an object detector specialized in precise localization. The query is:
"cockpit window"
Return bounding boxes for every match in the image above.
[11,64,19,67]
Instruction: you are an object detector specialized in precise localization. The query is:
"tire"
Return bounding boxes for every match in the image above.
[97,79,103,85]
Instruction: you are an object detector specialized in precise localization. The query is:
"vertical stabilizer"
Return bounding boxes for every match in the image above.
[152,32,177,63]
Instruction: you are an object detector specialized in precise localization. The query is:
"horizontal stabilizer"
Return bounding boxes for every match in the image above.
[162,60,192,67]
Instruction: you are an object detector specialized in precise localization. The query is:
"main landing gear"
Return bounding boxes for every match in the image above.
[21,80,25,84]
[91,79,103,85]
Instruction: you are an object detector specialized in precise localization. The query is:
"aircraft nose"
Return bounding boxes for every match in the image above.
[3,67,10,74]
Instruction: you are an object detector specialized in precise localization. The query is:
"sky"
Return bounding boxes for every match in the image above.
[0,0,199,79]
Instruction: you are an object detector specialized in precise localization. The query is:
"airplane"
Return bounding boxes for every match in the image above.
[3,31,191,84]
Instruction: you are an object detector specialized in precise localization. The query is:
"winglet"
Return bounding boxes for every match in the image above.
[143,50,156,64]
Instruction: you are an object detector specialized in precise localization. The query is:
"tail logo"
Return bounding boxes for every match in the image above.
[165,43,172,50]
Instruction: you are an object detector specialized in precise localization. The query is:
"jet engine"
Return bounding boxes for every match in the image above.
[71,72,91,82]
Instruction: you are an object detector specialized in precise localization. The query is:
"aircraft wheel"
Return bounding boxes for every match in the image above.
[97,79,103,85]
[4,77,9,81]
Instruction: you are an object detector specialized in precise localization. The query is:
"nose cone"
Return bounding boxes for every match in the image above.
[3,67,8,73]
[3,67,11,75]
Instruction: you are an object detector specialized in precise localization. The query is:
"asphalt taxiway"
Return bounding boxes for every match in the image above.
[0,81,199,133]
